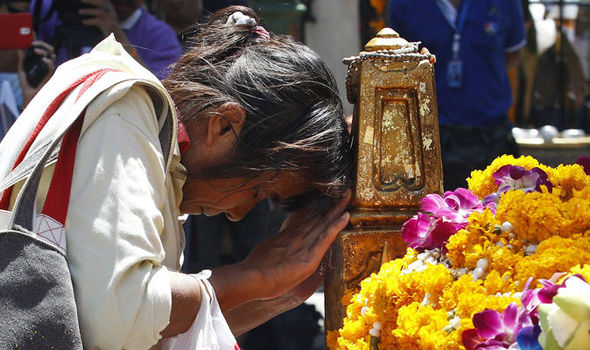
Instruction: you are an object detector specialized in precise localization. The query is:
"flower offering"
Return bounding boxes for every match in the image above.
[328,155,590,350]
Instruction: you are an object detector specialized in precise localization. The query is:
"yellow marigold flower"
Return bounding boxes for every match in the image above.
[514,235,590,285]
[485,244,524,277]
[439,275,484,315]
[446,209,523,278]
[336,257,454,349]
[558,186,590,236]
[446,229,473,268]
[393,303,458,350]
[568,264,590,282]
[495,189,590,242]
[546,164,590,200]
[446,209,498,268]
[484,270,517,295]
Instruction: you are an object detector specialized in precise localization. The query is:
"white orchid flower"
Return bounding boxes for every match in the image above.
[538,276,590,349]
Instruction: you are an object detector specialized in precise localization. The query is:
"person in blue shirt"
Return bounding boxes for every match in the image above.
[388,0,526,190]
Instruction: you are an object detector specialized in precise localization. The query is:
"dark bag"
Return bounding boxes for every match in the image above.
[0,69,118,349]
[0,123,83,349]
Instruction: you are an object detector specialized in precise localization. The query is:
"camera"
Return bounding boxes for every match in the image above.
[23,46,50,88]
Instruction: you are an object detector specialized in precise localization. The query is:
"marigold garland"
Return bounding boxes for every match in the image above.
[330,156,590,350]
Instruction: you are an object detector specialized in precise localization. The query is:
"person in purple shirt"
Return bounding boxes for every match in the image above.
[34,0,182,79]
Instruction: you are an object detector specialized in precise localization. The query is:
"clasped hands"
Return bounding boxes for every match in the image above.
[210,190,351,335]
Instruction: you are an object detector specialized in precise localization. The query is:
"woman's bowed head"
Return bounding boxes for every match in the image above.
[161,5,353,338]
[166,6,352,220]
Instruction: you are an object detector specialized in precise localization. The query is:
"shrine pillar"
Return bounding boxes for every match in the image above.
[324,28,444,333]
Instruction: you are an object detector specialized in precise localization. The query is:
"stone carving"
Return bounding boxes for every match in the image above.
[324,28,444,333]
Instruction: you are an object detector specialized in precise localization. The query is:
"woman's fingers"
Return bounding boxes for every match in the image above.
[279,190,351,260]
[301,190,351,247]
[241,190,351,300]
[310,211,349,254]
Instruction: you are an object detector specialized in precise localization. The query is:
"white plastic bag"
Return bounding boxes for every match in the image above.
[162,270,240,350]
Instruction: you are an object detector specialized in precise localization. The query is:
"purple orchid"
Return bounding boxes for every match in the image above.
[501,276,567,349]
[462,328,505,350]
[576,156,590,175]
[420,188,488,219]
[538,273,586,303]
[493,165,553,194]
[519,278,543,324]
[465,273,589,350]
[402,188,491,251]
[401,213,459,251]
[464,303,528,349]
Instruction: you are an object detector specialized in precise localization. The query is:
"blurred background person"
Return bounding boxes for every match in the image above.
[527,3,588,130]
[153,0,249,48]
[152,0,201,45]
[388,0,527,190]
[31,0,182,78]
[1,0,55,139]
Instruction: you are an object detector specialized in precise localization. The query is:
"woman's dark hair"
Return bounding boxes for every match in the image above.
[164,5,352,208]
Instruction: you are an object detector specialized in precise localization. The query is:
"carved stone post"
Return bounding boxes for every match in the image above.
[324,28,444,333]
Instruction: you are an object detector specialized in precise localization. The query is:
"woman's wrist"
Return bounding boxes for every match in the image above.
[209,262,265,311]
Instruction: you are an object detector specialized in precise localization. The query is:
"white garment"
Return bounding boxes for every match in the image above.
[66,85,182,349]
[0,36,184,349]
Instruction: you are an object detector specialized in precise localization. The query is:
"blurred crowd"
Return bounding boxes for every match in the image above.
[0,0,252,134]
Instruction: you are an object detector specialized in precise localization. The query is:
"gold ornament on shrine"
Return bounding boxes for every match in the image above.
[325,28,444,333]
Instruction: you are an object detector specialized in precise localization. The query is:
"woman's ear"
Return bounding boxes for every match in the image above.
[205,102,247,151]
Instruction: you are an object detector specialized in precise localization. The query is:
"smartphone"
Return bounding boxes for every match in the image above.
[0,13,34,50]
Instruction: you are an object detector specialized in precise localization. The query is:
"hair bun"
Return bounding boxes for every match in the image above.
[226,11,257,27]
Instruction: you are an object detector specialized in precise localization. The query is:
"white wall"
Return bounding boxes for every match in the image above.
[304,0,361,115]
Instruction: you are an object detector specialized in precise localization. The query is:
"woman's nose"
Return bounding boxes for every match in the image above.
[225,198,262,222]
